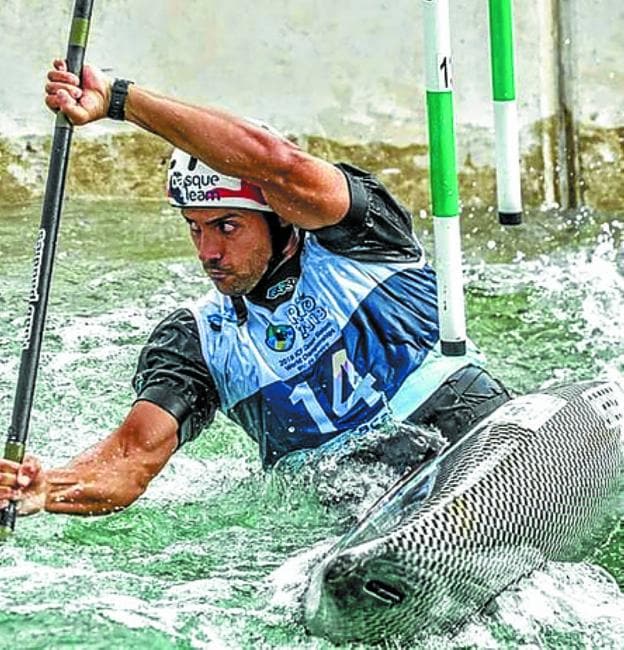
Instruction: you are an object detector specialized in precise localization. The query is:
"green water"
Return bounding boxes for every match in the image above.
[0,200,623,649]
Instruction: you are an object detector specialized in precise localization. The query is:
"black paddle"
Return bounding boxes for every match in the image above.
[0,0,95,540]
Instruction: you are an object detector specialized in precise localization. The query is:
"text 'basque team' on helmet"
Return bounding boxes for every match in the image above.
[166,119,284,212]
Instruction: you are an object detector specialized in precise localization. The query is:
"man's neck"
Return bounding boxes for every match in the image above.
[246,231,303,309]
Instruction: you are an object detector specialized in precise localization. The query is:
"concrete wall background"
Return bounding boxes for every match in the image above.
[0,0,622,210]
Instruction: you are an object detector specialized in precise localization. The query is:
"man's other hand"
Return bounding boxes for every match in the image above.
[0,455,47,516]
[45,59,111,126]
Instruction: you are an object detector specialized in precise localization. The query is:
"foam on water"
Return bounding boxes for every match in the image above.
[442,563,624,649]
[145,455,255,505]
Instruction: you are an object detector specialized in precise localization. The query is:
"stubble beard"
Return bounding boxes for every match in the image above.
[203,258,269,296]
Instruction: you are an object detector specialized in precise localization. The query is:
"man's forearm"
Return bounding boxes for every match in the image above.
[12,403,178,518]
[124,85,294,187]
[122,84,349,229]
[44,61,349,229]
[43,464,147,516]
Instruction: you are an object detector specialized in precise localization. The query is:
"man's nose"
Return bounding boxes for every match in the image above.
[197,233,222,263]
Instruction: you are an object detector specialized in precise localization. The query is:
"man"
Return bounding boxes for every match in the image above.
[0,60,509,517]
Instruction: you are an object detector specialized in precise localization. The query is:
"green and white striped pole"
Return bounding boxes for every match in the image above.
[488,0,523,225]
[422,0,466,356]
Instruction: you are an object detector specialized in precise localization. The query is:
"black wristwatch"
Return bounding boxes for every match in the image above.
[107,78,134,121]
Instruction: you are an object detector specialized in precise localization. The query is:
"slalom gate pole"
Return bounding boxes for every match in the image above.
[488,0,523,225]
[422,0,467,357]
[0,0,95,540]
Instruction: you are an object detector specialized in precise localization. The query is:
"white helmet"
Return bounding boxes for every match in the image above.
[166,119,284,212]
[167,148,273,211]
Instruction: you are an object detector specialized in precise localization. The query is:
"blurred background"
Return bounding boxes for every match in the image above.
[1,0,622,212]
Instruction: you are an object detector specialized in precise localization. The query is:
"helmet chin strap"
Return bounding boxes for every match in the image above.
[263,212,297,279]
[232,212,299,324]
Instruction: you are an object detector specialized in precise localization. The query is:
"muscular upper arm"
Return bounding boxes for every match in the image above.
[111,401,179,483]
[133,308,219,448]
[312,163,423,261]
[69,401,178,494]
[124,92,350,231]
[260,149,350,230]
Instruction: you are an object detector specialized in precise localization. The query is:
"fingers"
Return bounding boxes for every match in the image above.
[0,456,41,488]
[1,488,45,516]
[45,88,91,125]
[0,488,16,510]
[0,483,19,510]
[0,459,20,488]
[45,60,81,117]
[46,81,83,101]
[45,63,82,111]
[0,456,45,515]
[45,59,109,125]
[17,456,41,488]
[47,67,80,87]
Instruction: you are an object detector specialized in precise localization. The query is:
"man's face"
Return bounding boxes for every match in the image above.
[182,208,273,296]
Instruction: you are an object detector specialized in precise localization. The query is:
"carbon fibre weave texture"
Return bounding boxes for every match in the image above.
[304,381,624,643]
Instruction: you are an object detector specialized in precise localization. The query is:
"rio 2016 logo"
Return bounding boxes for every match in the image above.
[286,294,327,339]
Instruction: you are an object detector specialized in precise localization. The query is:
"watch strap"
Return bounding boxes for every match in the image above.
[107,78,134,121]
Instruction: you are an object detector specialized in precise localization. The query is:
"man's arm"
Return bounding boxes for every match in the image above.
[45,60,350,231]
[0,401,178,516]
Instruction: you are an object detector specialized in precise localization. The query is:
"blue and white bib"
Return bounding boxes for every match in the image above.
[190,234,480,466]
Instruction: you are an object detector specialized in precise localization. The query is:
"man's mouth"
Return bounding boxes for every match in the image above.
[204,267,229,280]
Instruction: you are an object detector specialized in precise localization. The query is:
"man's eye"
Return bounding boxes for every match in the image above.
[188,223,200,235]
[219,222,236,234]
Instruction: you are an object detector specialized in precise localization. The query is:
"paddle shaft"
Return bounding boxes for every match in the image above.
[0,0,95,538]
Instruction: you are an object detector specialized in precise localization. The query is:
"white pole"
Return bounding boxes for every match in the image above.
[489,0,523,225]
